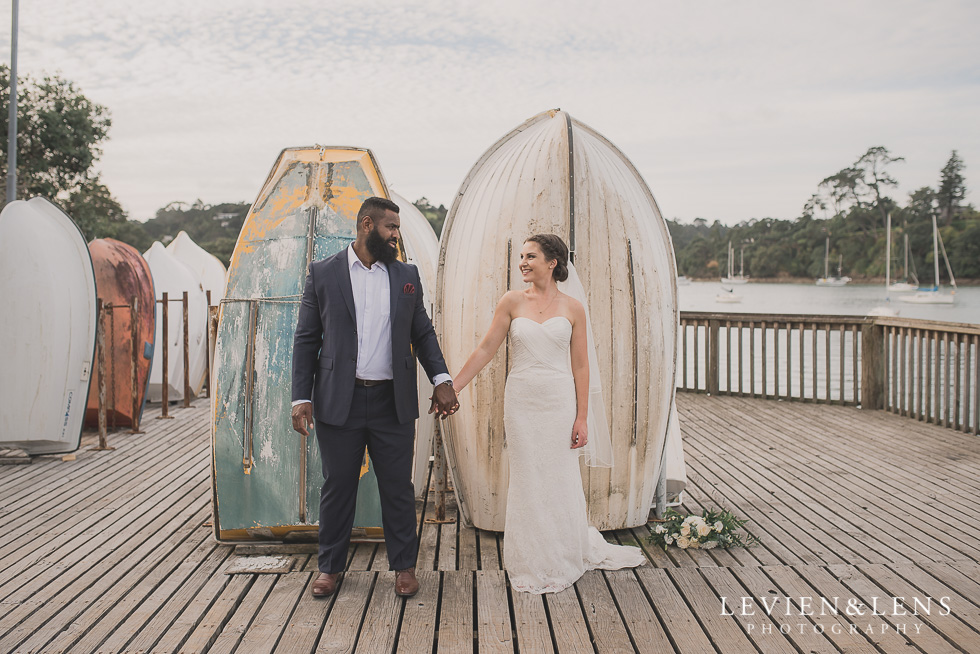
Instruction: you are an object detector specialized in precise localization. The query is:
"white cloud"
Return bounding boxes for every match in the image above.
[2,0,978,223]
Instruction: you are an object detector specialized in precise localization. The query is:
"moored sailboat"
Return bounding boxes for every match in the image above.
[900,214,956,304]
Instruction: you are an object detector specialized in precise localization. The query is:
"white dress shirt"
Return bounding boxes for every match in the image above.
[349,243,393,380]
[294,245,449,406]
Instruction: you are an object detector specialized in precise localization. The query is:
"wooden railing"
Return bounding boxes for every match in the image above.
[678,311,979,436]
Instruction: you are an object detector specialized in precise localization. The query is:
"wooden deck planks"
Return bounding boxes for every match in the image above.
[1,396,978,653]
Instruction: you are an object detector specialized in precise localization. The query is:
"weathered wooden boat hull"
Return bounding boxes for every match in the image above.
[143,242,209,401]
[84,239,156,428]
[437,110,679,531]
[392,191,441,499]
[0,198,97,455]
[212,147,400,541]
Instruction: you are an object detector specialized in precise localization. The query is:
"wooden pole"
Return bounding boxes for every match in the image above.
[130,295,144,434]
[707,319,720,395]
[203,290,212,399]
[433,420,447,522]
[861,321,885,410]
[158,292,172,419]
[109,302,117,430]
[182,291,191,407]
[96,299,107,447]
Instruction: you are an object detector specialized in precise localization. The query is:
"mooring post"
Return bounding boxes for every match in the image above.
[130,295,144,434]
[158,292,172,419]
[182,291,191,407]
[108,304,117,430]
[432,419,448,522]
[96,299,108,448]
[203,290,212,399]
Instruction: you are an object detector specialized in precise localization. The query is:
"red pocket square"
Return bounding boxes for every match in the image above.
[403,283,416,294]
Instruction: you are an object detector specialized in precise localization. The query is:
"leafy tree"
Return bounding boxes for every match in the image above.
[818,166,865,216]
[64,175,128,240]
[0,65,111,203]
[413,197,447,236]
[937,150,966,225]
[855,146,904,227]
[948,223,980,278]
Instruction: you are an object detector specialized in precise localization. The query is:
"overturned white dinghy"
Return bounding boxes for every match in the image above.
[391,191,441,499]
[166,230,227,303]
[437,109,680,531]
[0,198,96,455]
[143,242,208,401]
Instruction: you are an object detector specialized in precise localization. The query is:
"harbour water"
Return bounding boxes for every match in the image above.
[679,281,980,325]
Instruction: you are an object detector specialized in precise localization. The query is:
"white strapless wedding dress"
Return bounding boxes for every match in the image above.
[503,316,647,594]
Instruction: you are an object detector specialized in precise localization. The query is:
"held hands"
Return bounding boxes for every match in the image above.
[428,382,460,420]
[292,402,313,436]
[571,417,588,450]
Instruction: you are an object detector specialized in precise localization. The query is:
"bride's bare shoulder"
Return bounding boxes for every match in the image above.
[561,295,586,324]
[498,289,524,311]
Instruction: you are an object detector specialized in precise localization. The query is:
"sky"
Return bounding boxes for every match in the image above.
[2,0,979,225]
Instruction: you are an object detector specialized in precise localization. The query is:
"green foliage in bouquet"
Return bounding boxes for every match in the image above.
[649,507,759,550]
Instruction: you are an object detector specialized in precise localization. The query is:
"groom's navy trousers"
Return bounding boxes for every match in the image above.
[314,382,417,573]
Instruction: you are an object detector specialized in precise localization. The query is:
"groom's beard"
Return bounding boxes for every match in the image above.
[366,227,399,264]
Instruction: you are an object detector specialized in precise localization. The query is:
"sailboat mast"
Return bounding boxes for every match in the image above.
[885,213,891,292]
[824,237,829,278]
[903,233,908,282]
[739,246,744,277]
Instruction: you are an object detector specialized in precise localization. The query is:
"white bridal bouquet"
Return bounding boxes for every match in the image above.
[649,507,759,550]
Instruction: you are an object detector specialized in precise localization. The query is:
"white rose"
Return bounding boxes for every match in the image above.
[683,516,697,525]
[654,525,666,534]
[676,536,690,549]
[680,524,690,536]
[664,535,674,544]
[689,540,700,549]
[697,523,712,537]
[714,521,724,532]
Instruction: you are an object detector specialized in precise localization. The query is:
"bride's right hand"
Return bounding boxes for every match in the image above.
[571,418,588,449]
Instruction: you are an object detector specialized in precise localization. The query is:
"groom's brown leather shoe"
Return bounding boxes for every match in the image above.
[311,572,341,598]
[395,567,419,597]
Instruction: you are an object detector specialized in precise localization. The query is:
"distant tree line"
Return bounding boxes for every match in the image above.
[4,68,977,280]
[669,148,980,281]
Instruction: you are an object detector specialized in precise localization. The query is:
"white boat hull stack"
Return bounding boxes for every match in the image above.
[143,242,209,402]
[392,191,442,499]
[437,109,680,531]
[166,230,228,303]
[0,198,97,455]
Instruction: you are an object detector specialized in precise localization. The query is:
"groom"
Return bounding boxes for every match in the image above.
[291,196,458,599]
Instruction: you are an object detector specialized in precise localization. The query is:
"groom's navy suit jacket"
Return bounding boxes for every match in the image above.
[291,248,449,427]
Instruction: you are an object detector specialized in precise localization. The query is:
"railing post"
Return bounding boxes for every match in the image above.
[158,292,172,419]
[96,299,108,447]
[861,320,885,410]
[707,319,720,395]
[433,420,448,521]
[203,290,212,399]
[182,291,191,407]
[130,295,145,434]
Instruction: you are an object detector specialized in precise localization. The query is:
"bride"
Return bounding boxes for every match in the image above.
[451,234,646,594]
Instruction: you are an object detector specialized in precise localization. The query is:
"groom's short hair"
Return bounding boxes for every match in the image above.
[357,196,400,225]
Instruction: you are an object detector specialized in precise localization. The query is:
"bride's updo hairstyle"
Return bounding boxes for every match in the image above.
[525,234,569,282]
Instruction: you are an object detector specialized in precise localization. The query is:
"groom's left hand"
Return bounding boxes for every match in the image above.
[429,383,459,419]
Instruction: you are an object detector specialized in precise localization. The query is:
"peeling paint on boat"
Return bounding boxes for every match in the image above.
[211,147,396,541]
